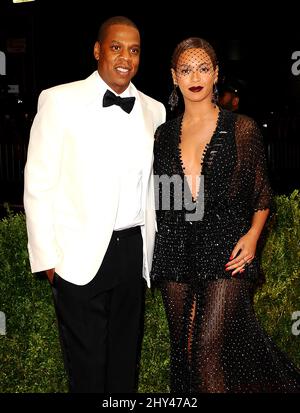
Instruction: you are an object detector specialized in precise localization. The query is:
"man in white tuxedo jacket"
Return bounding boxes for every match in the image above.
[24,16,166,393]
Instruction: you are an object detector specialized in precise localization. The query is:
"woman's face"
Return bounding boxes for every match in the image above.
[172,48,218,104]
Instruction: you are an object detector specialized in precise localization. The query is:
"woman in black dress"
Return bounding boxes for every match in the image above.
[151,37,300,393]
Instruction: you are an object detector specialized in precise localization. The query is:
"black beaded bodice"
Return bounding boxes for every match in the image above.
[151,109,273,283]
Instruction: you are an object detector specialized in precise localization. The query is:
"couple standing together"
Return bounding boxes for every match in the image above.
[24,16,300,393]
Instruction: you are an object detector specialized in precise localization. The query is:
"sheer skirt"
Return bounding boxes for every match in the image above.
[160,278,300,393]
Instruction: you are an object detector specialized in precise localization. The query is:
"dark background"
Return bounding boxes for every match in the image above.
[1,0,300,210]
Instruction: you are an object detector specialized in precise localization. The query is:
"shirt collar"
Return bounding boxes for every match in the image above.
[94,71,134,98]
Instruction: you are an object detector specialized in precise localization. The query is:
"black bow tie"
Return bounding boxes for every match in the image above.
[102,89,135,114]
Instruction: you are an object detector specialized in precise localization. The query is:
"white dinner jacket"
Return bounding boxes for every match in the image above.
[24,71,166,286]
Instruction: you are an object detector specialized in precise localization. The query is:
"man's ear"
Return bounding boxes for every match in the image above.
[94,41,100,61]
[233,96,240,108]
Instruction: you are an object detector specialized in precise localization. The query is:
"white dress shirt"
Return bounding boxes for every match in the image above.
[96,73,146,230]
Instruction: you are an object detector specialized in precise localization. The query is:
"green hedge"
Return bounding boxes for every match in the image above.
[0,191,299,393]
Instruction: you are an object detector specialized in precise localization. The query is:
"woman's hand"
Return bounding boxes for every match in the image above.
[225,230,258,276]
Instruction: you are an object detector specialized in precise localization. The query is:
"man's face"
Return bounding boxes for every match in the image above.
[94,24,140,94]
[219,91,239,111]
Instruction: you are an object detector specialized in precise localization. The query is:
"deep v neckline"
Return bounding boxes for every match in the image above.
[177,109,222,203]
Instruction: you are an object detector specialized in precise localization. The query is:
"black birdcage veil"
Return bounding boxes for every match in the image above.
[168,38,219,110]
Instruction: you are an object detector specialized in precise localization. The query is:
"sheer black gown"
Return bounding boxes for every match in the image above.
[151,109,300,393]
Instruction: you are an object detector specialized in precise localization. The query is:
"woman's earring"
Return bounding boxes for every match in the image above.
[168,85,179,111]
[212,83,219,107]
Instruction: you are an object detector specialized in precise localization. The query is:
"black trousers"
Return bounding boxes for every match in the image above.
[51,226,144,393]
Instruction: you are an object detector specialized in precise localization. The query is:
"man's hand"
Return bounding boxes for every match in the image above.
[45,268,55,285]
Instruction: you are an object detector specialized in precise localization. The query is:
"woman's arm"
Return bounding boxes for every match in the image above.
[225,115,272,276]
[225,209,269,276]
